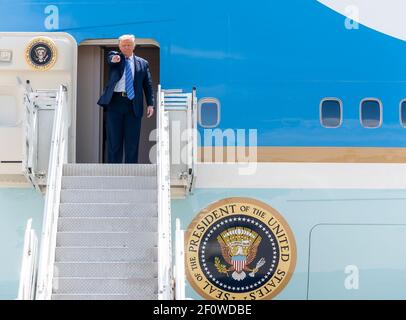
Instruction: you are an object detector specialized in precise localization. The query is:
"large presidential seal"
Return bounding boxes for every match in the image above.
[25,37,57,71]
[185,197,296,300]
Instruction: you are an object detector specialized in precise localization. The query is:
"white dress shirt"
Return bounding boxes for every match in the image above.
[114,54,135,92]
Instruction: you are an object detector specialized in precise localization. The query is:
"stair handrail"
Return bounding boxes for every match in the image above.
[23,90,39,187]
[17,219,38,300]
[157,85,173,299]
[35,85,69,300]
[189,87,197,193]
[174,219,186,300]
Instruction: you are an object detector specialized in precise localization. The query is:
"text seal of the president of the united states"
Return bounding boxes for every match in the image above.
[185,197,297,300]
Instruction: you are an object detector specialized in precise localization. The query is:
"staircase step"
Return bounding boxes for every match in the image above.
[62,176,157,190]
[54,262,158,278]
[59,203,158,218]
[56,232,157,247]
[51,293,157,300]
[58,217,158,232]
[63,164,157,177]
[60,189,156,203]
[52,278,158,296]
[55,247,157,262]
[51,163,160,300]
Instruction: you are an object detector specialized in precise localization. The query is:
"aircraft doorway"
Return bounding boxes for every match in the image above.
[76,38,160,164]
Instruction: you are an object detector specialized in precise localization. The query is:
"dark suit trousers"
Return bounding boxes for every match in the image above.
[106,94,142,163]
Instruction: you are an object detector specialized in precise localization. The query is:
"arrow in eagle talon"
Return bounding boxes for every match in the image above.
[249,257,266,277]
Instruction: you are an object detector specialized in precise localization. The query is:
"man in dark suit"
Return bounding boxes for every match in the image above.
[97,34,155,163]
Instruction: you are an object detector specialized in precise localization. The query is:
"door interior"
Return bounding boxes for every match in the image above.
[76,39,160,164]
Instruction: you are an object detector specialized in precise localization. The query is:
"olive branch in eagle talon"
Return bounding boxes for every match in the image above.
[214,257,229,276]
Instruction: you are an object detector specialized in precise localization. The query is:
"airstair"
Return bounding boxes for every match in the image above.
[16,84,194,300]
[50,163,159,300]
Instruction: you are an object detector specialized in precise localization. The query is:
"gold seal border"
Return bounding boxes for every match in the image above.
[185,197,297,300]
[25,36,58,71]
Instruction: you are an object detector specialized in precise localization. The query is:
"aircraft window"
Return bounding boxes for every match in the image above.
[400,100,406,127]
[360,99,382,128]
[198,98,220,128]
[320,98,342,128]
[0,95,18,126]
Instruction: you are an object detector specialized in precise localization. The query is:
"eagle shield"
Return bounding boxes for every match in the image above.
[216,227,264,281]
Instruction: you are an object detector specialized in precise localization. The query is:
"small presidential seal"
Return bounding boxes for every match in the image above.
[25,37,57,71]
[185,197,296,300]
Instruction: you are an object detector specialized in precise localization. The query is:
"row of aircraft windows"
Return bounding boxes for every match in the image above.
[199,97,406,129]
[320,98,406,128]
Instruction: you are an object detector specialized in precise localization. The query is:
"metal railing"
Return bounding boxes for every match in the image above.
[23,88,58,191]
[17,219,38,300]
[35,85,69,300]
[163,88,197,196]
[189,87,197,193]
[157,85,173,299]
[23,90,40,190]
[174,218,186,300]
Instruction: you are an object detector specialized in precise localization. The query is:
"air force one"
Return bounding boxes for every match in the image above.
[2,0,406,300]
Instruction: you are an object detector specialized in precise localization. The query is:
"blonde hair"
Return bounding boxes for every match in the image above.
[118,34,136,44]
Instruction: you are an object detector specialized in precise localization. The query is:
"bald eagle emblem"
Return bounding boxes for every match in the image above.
[25,37,57,71]
[215,227,266,281]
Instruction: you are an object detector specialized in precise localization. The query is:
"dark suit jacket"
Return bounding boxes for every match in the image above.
[97,51,155,118]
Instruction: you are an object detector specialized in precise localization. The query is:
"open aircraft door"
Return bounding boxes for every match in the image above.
[0,32,77,190]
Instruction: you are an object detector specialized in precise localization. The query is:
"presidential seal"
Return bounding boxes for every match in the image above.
[185,197,296,300]
[25,37,57,71]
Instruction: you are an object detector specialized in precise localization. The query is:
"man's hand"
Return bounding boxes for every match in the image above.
[111,55,121,63]
[147,106,154,118]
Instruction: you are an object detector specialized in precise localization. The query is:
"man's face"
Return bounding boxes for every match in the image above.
[119,39,135,58]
